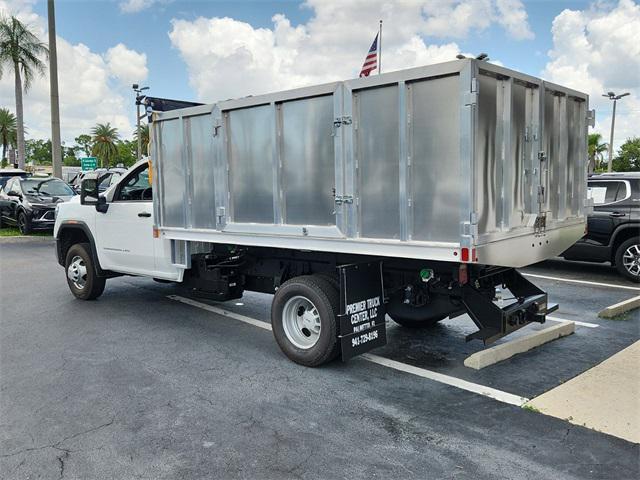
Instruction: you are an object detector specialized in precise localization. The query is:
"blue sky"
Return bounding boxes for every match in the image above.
[2,0,638,147]
[30,0,585,102]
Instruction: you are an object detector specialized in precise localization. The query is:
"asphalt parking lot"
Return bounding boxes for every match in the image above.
[1,239,639,479]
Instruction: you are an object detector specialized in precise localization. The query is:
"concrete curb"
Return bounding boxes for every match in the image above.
[464,322,575,370]
[598,295,640,319]
[0,235,54,244]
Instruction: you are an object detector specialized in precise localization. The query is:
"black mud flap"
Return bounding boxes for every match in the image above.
[337,262,387,361]
[461,269,558,345]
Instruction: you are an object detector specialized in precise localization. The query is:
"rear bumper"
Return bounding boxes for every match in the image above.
[461,268,557,345]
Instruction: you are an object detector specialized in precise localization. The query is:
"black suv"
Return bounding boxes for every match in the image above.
[562,172,640,282]
[0,176,75,233]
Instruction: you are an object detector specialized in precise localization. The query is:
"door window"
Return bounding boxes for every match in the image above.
[2,178,14,193]
[9,179,21,195]
[114,165,152,201]
[587,181,628,205]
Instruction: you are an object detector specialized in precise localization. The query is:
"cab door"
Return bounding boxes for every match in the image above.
[95,163,178,278]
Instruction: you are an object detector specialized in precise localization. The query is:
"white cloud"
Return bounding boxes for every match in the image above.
[106,43,148,85]
[543,0,640,151]
[420,0,533,39]
[495,0,534,40]
[168,0,530,103]
[0,2,146,144]
[119,0,171,14]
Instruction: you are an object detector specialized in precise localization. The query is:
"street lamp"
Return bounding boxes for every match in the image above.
[132,84,150,162]
[602,91,630,172]
[456,53,490,61]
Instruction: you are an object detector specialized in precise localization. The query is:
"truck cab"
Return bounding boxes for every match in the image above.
[54,160,180,292]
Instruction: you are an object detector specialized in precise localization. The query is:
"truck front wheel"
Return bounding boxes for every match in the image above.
[65,243,106,300]
[271,275,340,367]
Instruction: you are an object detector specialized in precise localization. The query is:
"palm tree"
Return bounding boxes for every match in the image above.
[91,123,119,168]
[588,133,608,173]
[0,107,17,163]
[0,16,48,169]
[132,123,150,156]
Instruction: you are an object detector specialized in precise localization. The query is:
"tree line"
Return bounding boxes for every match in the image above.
[588,134,640,173]
[0,108,149,169]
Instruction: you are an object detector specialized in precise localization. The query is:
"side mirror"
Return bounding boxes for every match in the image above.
[81,179,110,213]
[80,178,99,205]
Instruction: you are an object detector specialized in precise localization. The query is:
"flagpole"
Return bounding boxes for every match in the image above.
[378,20,382,75]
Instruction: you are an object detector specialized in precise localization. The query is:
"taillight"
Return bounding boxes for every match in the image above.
[461,247,477,262]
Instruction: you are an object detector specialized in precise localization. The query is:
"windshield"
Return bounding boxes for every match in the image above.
[21,179,75,196]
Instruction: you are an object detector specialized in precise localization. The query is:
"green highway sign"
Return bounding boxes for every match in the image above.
[81,157,98,171]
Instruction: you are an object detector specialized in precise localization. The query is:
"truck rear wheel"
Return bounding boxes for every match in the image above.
[271,275,340,367]
[388,314,446,329]
[65,243,106,300]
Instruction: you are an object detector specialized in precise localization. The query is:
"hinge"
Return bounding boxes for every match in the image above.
[334,194,354,206]
[333,116,352,127]
[462,211,478,241]
[332,116,352,136]
[464,78,478,106]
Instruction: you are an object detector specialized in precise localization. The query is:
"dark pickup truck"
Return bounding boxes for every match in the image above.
[562,172,640,282]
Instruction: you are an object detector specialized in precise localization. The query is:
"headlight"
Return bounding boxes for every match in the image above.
[55,204,60,216]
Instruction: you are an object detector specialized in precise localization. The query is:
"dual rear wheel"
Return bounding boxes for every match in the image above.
[271,275,340,367]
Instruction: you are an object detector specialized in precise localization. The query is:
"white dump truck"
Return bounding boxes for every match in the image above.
[54,59,592,366]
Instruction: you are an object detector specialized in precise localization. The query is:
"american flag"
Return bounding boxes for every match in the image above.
[359,33,378,77]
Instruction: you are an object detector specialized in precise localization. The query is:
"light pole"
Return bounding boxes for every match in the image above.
[132,84,149,162]
[603,91,630,172]
[48,0,62,179]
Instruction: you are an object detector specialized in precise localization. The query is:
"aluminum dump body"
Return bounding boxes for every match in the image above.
[151,59,590,268]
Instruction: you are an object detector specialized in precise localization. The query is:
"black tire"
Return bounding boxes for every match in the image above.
[17,211,31,234]
[271,275,340,367]
[65,243,106,300]
[388,313,446,329]
[315,272,340,292]
[614,237,640,283]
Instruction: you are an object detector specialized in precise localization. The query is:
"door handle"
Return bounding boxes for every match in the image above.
[138,212,151,218]
[609,212,626,217]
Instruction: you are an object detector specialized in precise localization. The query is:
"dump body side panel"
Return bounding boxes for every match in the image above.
[150,59,588,268]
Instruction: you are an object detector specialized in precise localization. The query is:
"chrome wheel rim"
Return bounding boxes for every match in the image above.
[18,215,26,234]
[282,295,321,349]
[67,255,87,290]
[622,243,640,278]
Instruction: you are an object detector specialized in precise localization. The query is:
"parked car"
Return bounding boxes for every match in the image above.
[0,176,75,233]
[562,172,640,282]
[0,168,29,190]
[70,168,126,193]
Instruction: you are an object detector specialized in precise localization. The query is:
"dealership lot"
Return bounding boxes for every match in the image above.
[1,239,638,479]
